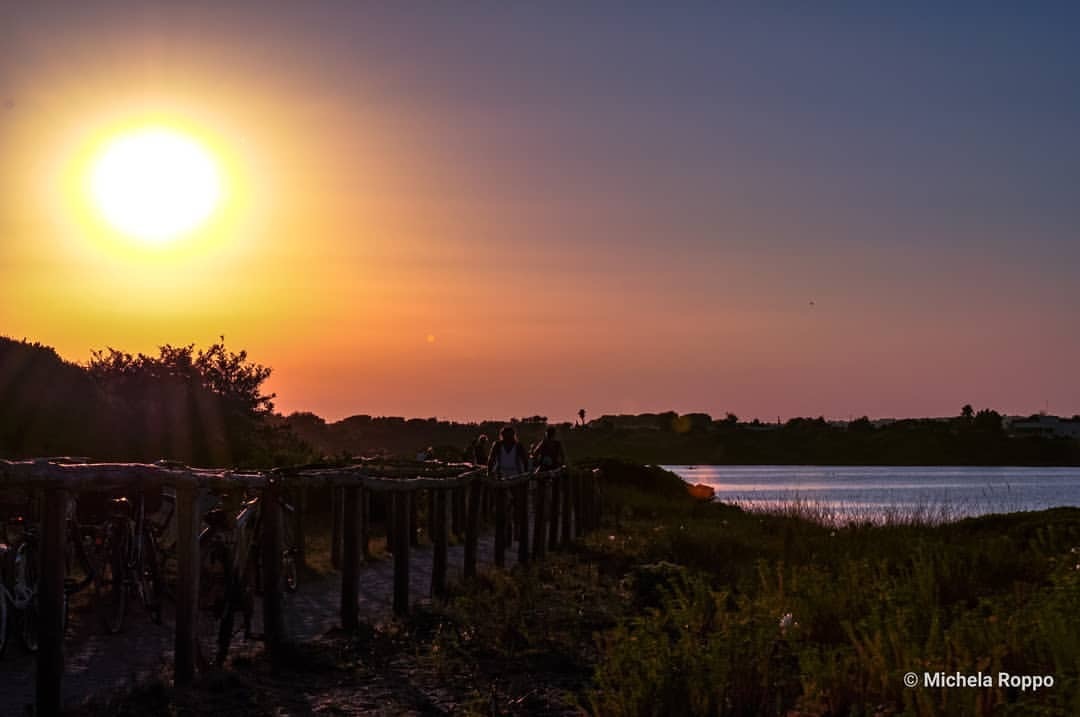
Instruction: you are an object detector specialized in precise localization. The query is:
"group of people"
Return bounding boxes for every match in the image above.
[467,426,566,476]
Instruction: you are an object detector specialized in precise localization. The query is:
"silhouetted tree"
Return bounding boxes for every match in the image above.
[973,409,1004,434]
[578,408,587,426]
[87,339,282,466]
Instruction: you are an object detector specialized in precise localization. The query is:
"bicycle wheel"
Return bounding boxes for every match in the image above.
[138,531,163,623]
[99,524,128,634]
[18,541,39,652]
[212,545,237,666]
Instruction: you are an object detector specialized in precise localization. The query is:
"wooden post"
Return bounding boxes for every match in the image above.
[494,484,507,568]
[359,486,371,561]
[573,471,585,538]
[385,491,395,553]
[262,480,285,664]
[295,486,307,568]
[331,486,343,569]
[451,486,464,537]
[516,482,529,566]
[583,473,595,532]
[464,478,481,579]
[410,489,420,547]
[548,473,561,550]
[37,487,67,716]
[515,481,526,543]
[341,486,360,631]
[431,489,448,600]
[592,469,603,529]
[393,491,410,616]
[560,471,572,546]
[533,476,547,561]
[426,489,436,545]
[505,488,514,545]
[582,472,591,536]
[174,480,200,686]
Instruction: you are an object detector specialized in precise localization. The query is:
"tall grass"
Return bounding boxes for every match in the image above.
[592,468,1080,716]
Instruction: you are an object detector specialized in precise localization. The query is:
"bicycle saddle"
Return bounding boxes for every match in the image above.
[108,496,132,518]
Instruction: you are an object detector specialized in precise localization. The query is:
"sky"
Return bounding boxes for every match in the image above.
[1,2,1078,423]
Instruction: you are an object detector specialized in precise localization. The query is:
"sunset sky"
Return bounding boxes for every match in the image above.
[2,3,1078,423]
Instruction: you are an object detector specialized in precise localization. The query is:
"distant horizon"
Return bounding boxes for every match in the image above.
[286,406,1079,427]
[11,333,1076,427]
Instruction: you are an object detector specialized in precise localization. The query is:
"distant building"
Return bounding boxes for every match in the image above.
[1006,415,1080,440]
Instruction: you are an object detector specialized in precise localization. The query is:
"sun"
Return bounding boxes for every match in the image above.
[89,127,222,243]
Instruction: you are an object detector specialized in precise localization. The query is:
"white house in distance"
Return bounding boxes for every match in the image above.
[1005,415,1080,440]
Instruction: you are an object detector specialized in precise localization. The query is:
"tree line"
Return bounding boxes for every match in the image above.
[3,335,1076,466]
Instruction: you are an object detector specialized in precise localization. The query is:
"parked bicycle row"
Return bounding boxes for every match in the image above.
[0,484,299,664]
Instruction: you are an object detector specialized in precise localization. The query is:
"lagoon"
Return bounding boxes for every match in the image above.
[666,465,1080,521]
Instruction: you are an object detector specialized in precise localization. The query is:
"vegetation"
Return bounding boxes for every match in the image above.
[411,461,1080,715]
[70,461,1080,715]
[286,409,1080,466]
[0,336,312,467]
[5,336,1076,467]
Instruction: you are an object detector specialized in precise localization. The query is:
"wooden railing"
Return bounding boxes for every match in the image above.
[0,457,602,716]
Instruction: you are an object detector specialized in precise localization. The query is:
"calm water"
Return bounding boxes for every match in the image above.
[665,465,1080,521]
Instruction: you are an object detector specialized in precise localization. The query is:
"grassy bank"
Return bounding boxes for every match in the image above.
[415,461,1080,715]
[84,461,1080,716]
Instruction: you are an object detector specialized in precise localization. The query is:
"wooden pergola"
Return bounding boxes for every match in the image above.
[0,458,601,716]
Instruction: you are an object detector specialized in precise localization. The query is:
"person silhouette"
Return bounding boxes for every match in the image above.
[488,425,528,477]
[531,426,566,471]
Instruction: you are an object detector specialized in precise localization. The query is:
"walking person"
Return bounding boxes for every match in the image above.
[531,426,566,472]
[489,426,529,544]
[488,426,528,477]
[467,434,490,465]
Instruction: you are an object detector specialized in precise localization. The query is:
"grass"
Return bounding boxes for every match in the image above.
[585,461,1080,716]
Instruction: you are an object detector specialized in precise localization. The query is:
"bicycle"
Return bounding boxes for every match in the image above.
[102,491,164,629]
[0,515,41,657]
[200,489,299,665]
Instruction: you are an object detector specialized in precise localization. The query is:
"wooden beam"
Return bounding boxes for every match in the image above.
[560,471,572,546]
[359,486,371,561]
[393,492,410,616]
[341,486,360,631]
[516,482,530,566]
[385,491,395,553]
[36,486,66,717]
[548,473,560,550]
[295,486,307,568]
[330,486,343,569]
[261,480,285,664]
[451,485,464,538]
[174,479,200,686]
[409,489,420,547]
[533,476,547,561]
[494,485,507,568]
[463,478,481,579]
[573,472,584,538]
[426,488,436,545]
[431,489,448,600]
[592,469,603,530]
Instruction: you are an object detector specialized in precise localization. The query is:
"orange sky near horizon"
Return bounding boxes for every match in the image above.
[2,4,1078,424]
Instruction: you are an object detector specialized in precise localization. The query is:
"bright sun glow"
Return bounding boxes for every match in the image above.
[90,127,222,243]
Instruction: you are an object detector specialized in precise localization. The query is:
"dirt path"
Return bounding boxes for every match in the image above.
[0,534,518,715]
